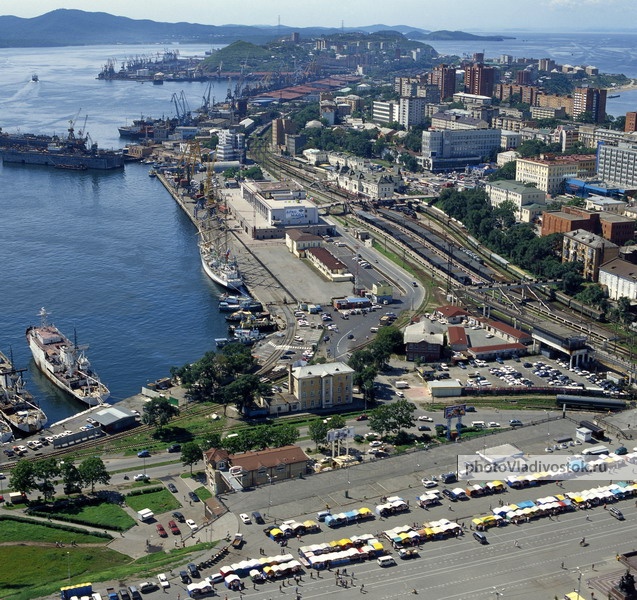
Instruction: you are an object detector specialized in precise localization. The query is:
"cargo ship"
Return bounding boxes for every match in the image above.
[0,120,124,170]
[0,350,47,434]
[26,308,110,407]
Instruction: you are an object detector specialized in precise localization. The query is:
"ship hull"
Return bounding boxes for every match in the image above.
[26,326,109,407]
[200,249,243,291]
[0,148,124,170]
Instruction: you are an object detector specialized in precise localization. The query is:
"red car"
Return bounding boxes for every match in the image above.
[156,523,168,537]
[168,520,181,535]
[356,414,368,421]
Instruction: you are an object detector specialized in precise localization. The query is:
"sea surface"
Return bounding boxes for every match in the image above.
[1,34,636,425]
[427,31,637,116]
[0,44,235,424]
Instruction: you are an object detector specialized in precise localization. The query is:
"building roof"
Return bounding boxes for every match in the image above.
[435,305,469,319]
[93,406,137,426]
[403,320,445,345]
[486,180,544,194]
[469,342,527,353]
[206,445,309,472]
[600,257,637,281]
[286,229,323,242]
[564,229,618,249]
[292,361,354,379]
[447,326,468,346]
[306,247,347,270]
[476,318,532,341]
[518,154,596,165]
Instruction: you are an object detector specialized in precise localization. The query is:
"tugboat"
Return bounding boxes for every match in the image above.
[26,308,110,406]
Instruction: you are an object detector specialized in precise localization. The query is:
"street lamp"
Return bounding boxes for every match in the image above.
[267,475,277,521]
[66,551,71,582]
[545,411,551,437]
[576,567,582,599]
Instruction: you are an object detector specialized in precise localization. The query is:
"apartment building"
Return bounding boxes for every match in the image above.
[289,362,354,410]
[597,139,637,188]
[562,229,619,281]
[599,258,637,300]
[515,154,597,195]
[429,64,457,101]
[484,181,546,221]
[464,63,496,97]
[421,128,502,172]
[430,111,489,130]
[572,87,607,123]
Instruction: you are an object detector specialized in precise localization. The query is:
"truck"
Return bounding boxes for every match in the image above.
[581,445,610,456]
[231,533,244,548]
[394,381,409,389]
[137,508,154,522]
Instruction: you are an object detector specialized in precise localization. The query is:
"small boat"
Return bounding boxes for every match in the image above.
[608,94,620,99]
[26,308,110,406]
[31,73,38,83]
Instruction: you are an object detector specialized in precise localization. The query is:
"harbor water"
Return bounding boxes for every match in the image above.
[0,44,234,423]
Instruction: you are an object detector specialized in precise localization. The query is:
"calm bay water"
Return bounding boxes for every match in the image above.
[0,44,234,423]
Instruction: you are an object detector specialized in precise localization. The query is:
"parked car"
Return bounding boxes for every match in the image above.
[188,491,200,502]
[421,479,438,488]
[157,574,170,589]
[615,446,628,455]
[187,563,200,578]
[172,511,185,523]
[167,483,178,493]
[167,444,181,453]
[509,419,523,427]
[417,425,431,431]
[356,414,368,421]
[418,416,434,422]
[133,474,149,482]
[252,511,265,524]
[488,422,501,428]
[155,523,167,537]
[186,519,198,531]
[168,520,181,535]
[137,450,150,458]
[240,513,251,524]
[119,589,131,600]
[138,581,157,594]
[179,571,191,584]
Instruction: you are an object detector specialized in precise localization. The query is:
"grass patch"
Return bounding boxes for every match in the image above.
[125,489,182,515]
[0,517,109,544]
[194,486,212,501]
[44,502,136,530]
[0,540,220,600]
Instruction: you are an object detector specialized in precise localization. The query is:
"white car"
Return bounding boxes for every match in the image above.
[186,519,198,531]
[294,336,303,342]
[157,573,170,589]
[421,479,438,488]
[488,422,501,428]
[239,513,251,524]
[369,440,382,448]
[418,416,433,422]
[133,473,149,482]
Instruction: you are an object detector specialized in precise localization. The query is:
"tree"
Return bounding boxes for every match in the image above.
[221,373,268,414]
[181,442,203,474]
[368,399,416,437]
[141,396,180,434]
[328,415,346,430]
[78,457,110,494]
[487,160,516,181]
[269,422,300,448]
[33,458,60,502]
[308,419,330,450]
[9,459,35,496]
[60,461,83,495]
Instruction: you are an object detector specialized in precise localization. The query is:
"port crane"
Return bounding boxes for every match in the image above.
[171,91,191,125]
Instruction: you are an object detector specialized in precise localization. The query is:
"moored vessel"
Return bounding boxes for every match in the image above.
[199,228,244,291]
[0,350,47,434]
[0,118,124,170]
[26,308,110,406]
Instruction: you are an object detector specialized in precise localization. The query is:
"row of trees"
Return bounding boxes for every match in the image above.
[10,457,110,500]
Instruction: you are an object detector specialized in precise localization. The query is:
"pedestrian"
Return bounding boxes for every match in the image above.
[514,540,519,547]
[561,561,565,569]
[336,569,340,576]
[279,585,282,592]
[592,564,595,570]
[360,583,365,593]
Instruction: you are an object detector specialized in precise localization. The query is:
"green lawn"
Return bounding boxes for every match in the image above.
[125,489,181,514]
[0,517,108,543]
[194,486,212,501]
[0,539,219,600]
[45,501,136,531]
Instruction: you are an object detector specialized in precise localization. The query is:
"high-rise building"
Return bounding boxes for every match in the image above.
[516,70,533,85]
[625,112,637,132]
[464,63,496,97]
[572,87,607,123]
[430,64,457,101]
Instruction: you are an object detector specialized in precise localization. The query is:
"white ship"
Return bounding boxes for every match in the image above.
[0,350,47,434]
[26,308,110,406]
[199,227,243,291]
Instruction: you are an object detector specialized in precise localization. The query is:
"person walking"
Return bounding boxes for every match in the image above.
[360,583,365,593]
